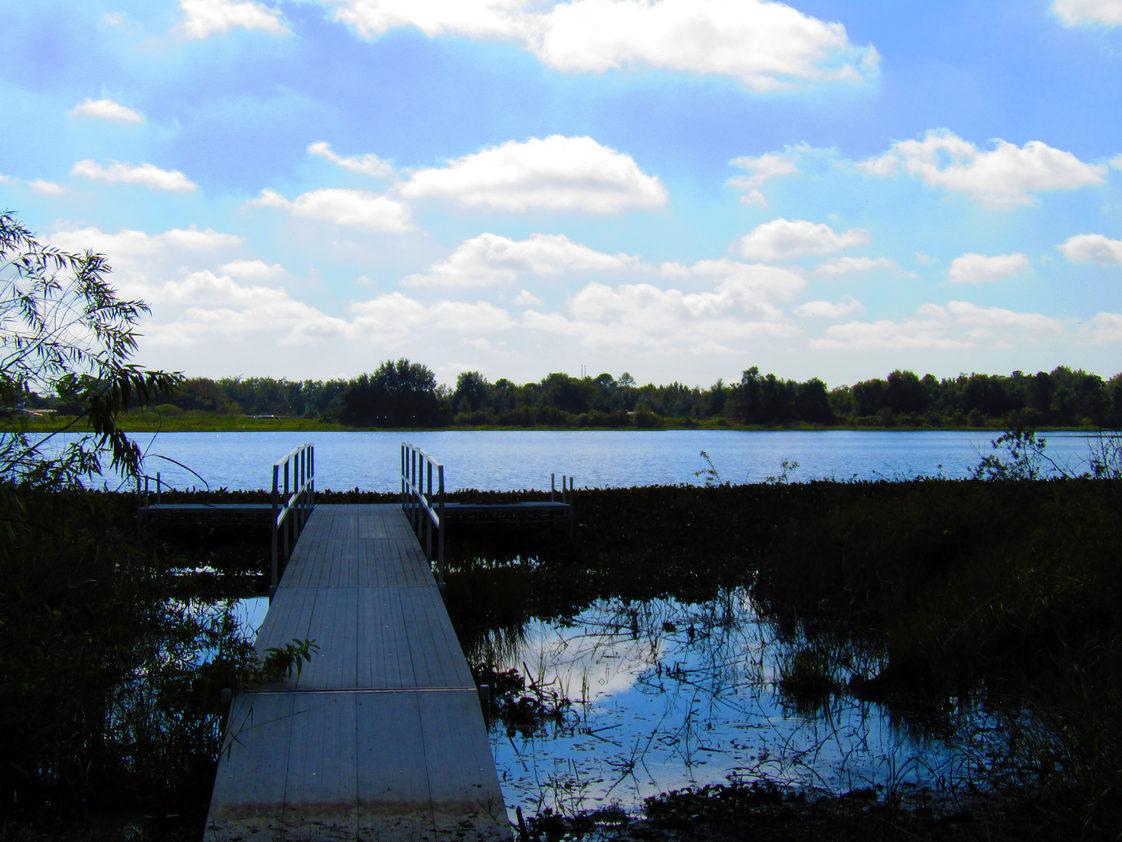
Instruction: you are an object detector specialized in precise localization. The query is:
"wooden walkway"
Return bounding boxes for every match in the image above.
[205,504,510,841]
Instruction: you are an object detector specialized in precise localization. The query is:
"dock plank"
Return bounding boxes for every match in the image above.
[206,504,510,841]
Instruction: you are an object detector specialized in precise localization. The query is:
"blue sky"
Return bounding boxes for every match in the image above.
[3,0,1122,387]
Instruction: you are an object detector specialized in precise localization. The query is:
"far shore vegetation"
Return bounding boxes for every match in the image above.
[7,359,1122,433]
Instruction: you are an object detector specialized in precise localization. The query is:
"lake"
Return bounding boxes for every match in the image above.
[84,428,1104,492]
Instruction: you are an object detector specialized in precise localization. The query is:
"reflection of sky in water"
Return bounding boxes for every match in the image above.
[482,593,990,819]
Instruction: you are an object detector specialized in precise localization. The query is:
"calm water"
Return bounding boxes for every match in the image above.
[471,592,996,819]
[67,429,1102,492]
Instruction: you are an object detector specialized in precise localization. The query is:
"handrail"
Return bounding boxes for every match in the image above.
[400,443,446,587]
[271,442,315,594]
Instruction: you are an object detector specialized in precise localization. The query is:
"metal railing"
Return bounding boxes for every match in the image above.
[400,442,446,587]
[550,472,574,504]
[271,443,315,593]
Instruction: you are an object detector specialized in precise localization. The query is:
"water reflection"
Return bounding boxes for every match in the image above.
[468,590,994,819]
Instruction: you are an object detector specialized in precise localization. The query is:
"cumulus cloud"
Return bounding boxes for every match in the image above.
[250,188,413,231]
[1082,312,1122,342]
[50,225,242,265]
[516,259,804,356]
[321,0,879,91]
[69,97,145,124]
[811,301,1061,351]
[531,0,879,92]
[948,252,1030,284]
[1052,0,1122,26]
[814,256,905,276]
[794,296,863,319]
[737,218,869,261]
[513,289,543,307]
[399,135,667,213]
[179,0,289,38]
[404,232,637,287]
[219,259,287,279]
[71,159,198,192]
[307,141,395,179]
[326,0,529,39]
[523,275,799,355]
[727,152,799,207]
[1058,233,1122,265]
[350,293,514,338]
[860,129,1106,209]
[28,180,65,196]
[146,270,349,347]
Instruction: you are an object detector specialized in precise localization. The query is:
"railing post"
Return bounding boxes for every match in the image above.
[156,472,162,504]
[426,460,433,561]
[271,463,280,595]
[437,464,446,589]
[309,445,315,508]
[412,450,420,533]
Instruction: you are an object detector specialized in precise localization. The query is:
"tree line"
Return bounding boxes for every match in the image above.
[25,360,1118,429]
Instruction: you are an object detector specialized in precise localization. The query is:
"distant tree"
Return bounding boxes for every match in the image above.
[338,358,443,426]
[885,370,928,415]
[539,372,592,414]
[452,370,490,414]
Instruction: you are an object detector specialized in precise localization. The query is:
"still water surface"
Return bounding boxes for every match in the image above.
[472,592,993,818]
[109,429,1098,491]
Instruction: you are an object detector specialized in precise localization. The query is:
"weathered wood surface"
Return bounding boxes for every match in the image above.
[205,504,510,841]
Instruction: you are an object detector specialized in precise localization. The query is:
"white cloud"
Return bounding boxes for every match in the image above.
[1112,154,1122,169]
[219,259,287,279]
[103,11,128,26]
[323,0,879,91]
[251,188,413,231]
[349,293,513,338]
[655,258,805,300]
[812,300,1062,351]
[49,225,243,266]
[404,232,637,287]
[1082,312,1122,342]
[71,159,198,192]
[179,0,289,38]
[948,252,1030,284]
[523,277,799,355]
[147,270,349,347]
[531,0,879,92]
[518,260,803,355]
[815,256,904,276]
[28,180,65,196]
[513,289,543,307]
[307,141,395,179]
[1053,0,1122,26]
[326,0,529,39]
[69,97,144,124]
[1058,233,1122,265]
[399,135,667,213]
[860,129,1106,209]
[794,296,863,319]
[727,152,799,207]
[737,218,869,261]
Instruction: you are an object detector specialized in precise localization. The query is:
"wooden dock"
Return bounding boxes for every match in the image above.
[205,504,510,840]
